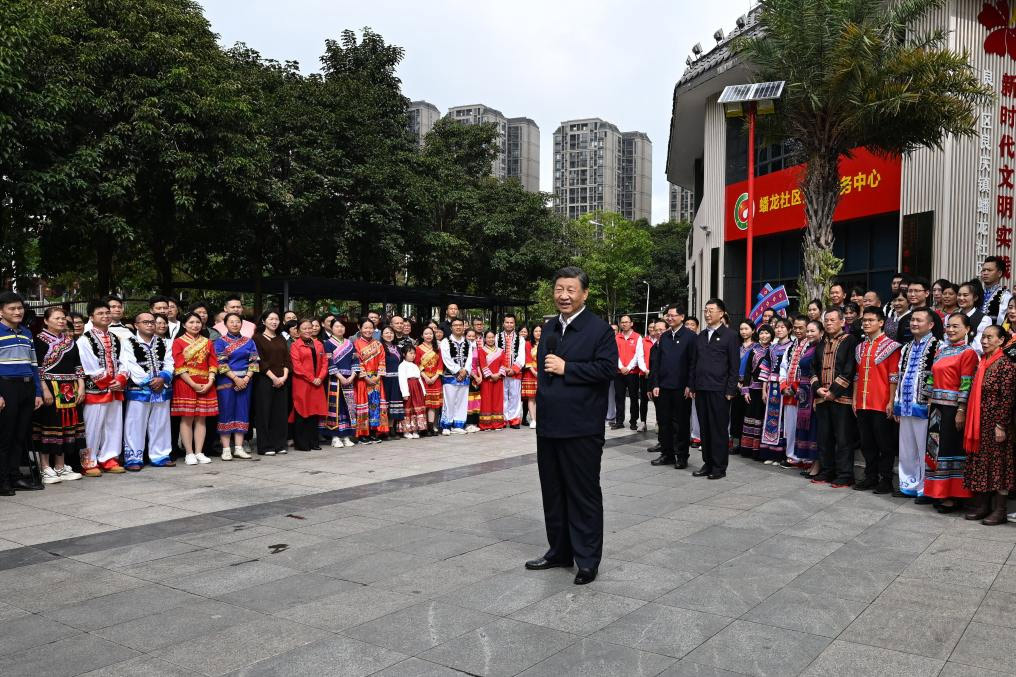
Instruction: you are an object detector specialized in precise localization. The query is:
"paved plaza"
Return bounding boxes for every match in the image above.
[1,426,1016,676]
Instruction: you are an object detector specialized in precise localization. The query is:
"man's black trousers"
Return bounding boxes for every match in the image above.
[613,373,640,425]
[0,378,35,482]
[537,435,603,570]
[816,402,858,484]
[696,390,730,473]
[655,387,691,461]
[856,409,895,483]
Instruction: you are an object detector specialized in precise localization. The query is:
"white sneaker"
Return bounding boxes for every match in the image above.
[343,437,355,447]
[185,454,198,465]
[233,446,251,459]
[441,429,451,436]
[41,467,62,484]
[277,448,288,455]
[411,433,419,439]
[264,450,276,456]
[220,448,233,461]
[195,453,212,464]
[56,466,82,481]
[465,425,479,433]
[331,437,343,448]
[529,420,537,429]
[450,428,466,435]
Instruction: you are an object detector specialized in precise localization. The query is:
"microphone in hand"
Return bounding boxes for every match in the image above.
[544,332,560,380]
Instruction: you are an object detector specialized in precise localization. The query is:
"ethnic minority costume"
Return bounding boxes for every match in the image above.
[522,340,539,399]
[738,342,766,456]
[440,335,473,430]
[382,342,404,428]
[397,361,428,434]
[813,331,860,484]
[214,333,260,435]
[418,342,444,410]
[467,342,482,427]
[497,330,526,426]
[32,330,86,460]
[322,337,358,439]
[893,333,939,496]
[121,335,174,469]
[290,338,327,450]
[759,339,791,460]
[852,333,901,486]
[354,337,388,438]
[77,329,129,472]
[478,345,507,430]
[925,341,977,499]
[964,349,1016,493]
[730,343,752,450]
[981,283,1013,327]
[780,339,819,461]
[171,335,219,417]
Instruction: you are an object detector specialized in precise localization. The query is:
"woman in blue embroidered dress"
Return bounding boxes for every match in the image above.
[214,313,259,460]
[759,318,793,463]
[322,319,358,447]
[739,324,772,458]
[784,320,822,477]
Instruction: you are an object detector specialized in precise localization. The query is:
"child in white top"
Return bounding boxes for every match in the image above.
[397,345,428,438]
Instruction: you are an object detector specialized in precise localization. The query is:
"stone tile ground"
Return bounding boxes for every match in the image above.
[1,425,1015,676]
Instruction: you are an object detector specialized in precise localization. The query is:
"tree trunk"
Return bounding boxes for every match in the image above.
[800,152,843,307]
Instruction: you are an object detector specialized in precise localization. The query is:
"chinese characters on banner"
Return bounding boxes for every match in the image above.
[994,71,1014,277]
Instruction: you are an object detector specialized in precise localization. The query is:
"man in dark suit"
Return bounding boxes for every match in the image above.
[688,298,739,479]
[526,266,617,585]
[649,303,696,469]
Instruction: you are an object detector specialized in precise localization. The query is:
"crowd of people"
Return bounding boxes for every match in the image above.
[619,256,1016,526]
[0,293,544,495]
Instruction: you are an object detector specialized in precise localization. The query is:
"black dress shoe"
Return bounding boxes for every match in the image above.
[525,557,573,571]
[873,481,893,495]
[914,496,934,505]
[574,568,597,585]
[629,422,638,431]
[692,468,712,477]
[852,478,879,491]
[609,423,623,430]
[650,454,675,466]
[647,443,662,453]
[891,489,908,498]
[674,460,688,470]
[510,424,521,429]
[13,478,44,491]
[707,473,726,480]
[0,482,14,497]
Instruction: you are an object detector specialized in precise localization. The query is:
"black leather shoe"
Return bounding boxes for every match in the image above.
[692,468,712,477]
[674,460,688,469]
[891,489,908,498]
[629,422,638,431]
[525,557,573,571]
[852,478,878,491]
[574,568,597,585]
[13,478,44,491]
[510,424,521,429]
[609,423,624,430]
[0,482,14,497]
[647,443,662,453]
[873,481,893,494]
[650,454,675,466]
[707,473,726,480]
[914,496,934,505]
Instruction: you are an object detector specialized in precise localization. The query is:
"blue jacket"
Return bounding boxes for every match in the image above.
[649,326,696,391]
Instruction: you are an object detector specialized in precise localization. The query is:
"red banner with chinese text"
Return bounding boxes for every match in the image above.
[723,148,902,242]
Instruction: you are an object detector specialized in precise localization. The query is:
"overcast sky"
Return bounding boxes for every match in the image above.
[198,0,754,223]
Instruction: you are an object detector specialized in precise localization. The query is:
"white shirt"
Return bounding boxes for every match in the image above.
[558,305,586,335]
[397,361,426,398]
[706,322,723,342]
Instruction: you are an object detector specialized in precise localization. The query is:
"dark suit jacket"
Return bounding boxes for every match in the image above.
[649,326,696,391]
[535,308,618,439]
[893,306,944,343]
[689,324,739,396]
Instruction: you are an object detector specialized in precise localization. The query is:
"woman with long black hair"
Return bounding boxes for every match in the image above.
[252,310,291,456]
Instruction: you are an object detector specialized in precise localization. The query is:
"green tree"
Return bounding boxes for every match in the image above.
[642,220,691,311]
[570,212,653,321]
[736,0,990,304]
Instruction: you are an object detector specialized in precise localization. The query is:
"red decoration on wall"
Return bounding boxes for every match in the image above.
[980,1,1016,60]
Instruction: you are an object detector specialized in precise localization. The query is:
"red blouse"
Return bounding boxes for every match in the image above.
[854,333,901,412]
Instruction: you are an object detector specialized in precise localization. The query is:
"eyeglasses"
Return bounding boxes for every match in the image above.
[137,320,155,324]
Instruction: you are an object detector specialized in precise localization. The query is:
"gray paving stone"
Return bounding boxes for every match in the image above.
[950,621,1016,674]
[658,661,745,677]
[42,584,200,630]
[510,588,647,635]
[0,600,29,621]
[291,514,400,539]
[516,637,675,677]
[820,542,918,574]
[684,620,830,677]
[2,634,140,677]
[153,615,330,675]
[991,564,1016,593]
[420,618,578,677]
[247,537,380,571]
[371,657,479,676]
[314,548,437,584]
[789,562,897,602]
[664,505,746,526]
[79,655,201,676]
[637,542,740,573]
[70,538,199,568]
[229,634,406,676]
[900,553,1002,589]
[211,530,331,557]
[709,552,810,582]
[0,613,81,656]
[586,561,696,601]
[214,572,359,612]
[800,640,944,676]
[342,600,495,655]
[274,585,418,631]
[392,531,500,559]
[678,526,773,553]
[94,599,263,651]
[172,523,282,548]
[973,590,1016,628]
[590,602,732,658]
[655,573,785,617]
[874,576,986,616]
[840,604,969,660]
[850,524,938,552]
[938,661,1014,677]
[745,534,841,564]
[161,559,300,596]
[741,587,866,638]
[372,560,501,598]
[438,571,570,615]
[926,534,1016,564]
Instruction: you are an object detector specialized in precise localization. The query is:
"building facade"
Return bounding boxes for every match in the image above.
[669,184,696,223]
[668,3,1011,319]
[407,100,441,146]
[446,104,540,191]
[553,118,652,222]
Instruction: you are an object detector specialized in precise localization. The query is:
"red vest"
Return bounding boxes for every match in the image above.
[616,332,643,375]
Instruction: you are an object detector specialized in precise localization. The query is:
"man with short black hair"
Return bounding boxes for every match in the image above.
[612,314,645,431]
[862,290,881,310]
[891,308,939,499]
[121,311,175,469]
[980,256,1012,325]
[812,307,860,488]
[649,304,695,468]
[689,299,739,479]
[77,299,129,476]
[497,314,526,428]
[213,296,256,338]
[883,274,906,316]
[440,318,473,434]
[893,277,942,343]
[853,307,901,493]
[439,303,460,337]
[829,283,846,311]
[0,291,44,495]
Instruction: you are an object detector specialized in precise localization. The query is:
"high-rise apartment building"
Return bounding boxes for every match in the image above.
[446,104,540,192]
[407,100,441,146]
[669,184,696,223]
[553,118,652,222]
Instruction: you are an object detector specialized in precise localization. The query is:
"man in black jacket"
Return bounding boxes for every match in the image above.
[688,298,740,479]
[812,307,860,487]
[649,304,696,469]
[526,267,617,585]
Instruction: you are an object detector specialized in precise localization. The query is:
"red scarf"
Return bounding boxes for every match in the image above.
[965,348,1003,453]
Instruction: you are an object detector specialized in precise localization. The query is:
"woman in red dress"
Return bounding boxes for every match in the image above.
[963,325,1016,525]
[477,330,507,430]
[289,318,327,451]
[521,324,541,429]
[354,319,388,442]
[417,326,443,436]
[172,312,219,465]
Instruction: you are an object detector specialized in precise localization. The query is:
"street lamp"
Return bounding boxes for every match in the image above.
[641,280,650,334]
[718,81,785,316]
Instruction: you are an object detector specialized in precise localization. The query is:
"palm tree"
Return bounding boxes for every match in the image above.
[736,0,991,305]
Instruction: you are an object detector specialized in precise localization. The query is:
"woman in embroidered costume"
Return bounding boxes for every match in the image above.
[477,330,507,430]
[32,307,84,483]
[322,319,358,447]
[171,312,219,465]
[354,319,388,443]
[214,313,259,461]
[522,324,541,429]
[782,320,822,476]
[465,328,482,433]
[417,326,443,436]
[289,318,327,451]
[759,319,792,463]
[963,325,1016,525]
[729,321,755,455]
[924,314,979,511]
[397,344,428,438]
[739,324,771,458]
[380,326,404,440]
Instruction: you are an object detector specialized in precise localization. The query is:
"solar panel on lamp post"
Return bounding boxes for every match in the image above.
[717,81,785,317]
